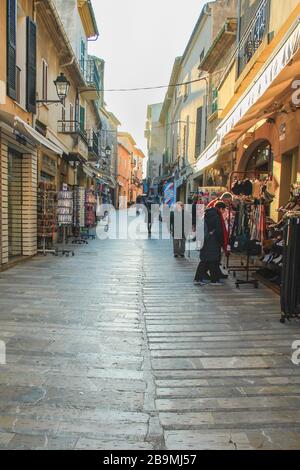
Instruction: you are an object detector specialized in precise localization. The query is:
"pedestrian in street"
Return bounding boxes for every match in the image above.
[170,201,189,258]
[145,197,153,235]
[194,201,228,286]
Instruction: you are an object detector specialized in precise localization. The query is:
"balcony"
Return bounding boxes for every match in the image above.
[86,129,100,159]
[238,0,269,76]
[79,59,101,99]
[58,120,85,138]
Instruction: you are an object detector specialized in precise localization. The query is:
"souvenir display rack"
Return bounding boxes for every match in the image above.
[197,187,227,206]
[81,189,96,240]
[57,188,75,256]
[72,186,88,244]
[37,182,57,256]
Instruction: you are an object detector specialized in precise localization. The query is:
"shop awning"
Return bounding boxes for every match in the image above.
[96,176,111,186]
[109,176,117,188]
[217,18,300,145]
[82,164,95,178]
[0,111,63,155]
[14,117,63,155]
[193,138,219,176]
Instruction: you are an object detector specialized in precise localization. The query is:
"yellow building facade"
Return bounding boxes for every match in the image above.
[194,0,300,221]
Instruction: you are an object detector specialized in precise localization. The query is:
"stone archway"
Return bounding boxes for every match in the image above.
[238,139,273,174]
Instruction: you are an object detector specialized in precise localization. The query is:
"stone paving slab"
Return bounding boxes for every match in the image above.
[0,235,300,449]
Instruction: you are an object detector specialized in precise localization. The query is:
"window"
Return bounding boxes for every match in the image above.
[211,88,218,114]
[42,59,48,101]
[79,105,85,133]
[26,17,37,113]
[7,0,17,100]
[184,82,189,99]
[200,49,205,63]
[80,40,86,71]
[183,125,187,162]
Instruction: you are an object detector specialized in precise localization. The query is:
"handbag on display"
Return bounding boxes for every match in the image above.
[246,239,262,256]
[230,234,248,253]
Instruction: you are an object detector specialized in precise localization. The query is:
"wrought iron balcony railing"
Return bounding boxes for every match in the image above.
[57,120,88,143]
[80,59,101,92]
[86,129,100,157]
[238,0,269,76]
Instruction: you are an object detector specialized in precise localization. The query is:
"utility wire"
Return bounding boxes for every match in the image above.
[103,77,208,92]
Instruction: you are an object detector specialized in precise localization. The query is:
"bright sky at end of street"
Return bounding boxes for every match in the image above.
[89,0,205,157]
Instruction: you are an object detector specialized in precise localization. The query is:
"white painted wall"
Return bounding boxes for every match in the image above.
[146,103,165,180]
[53,0,88,63]
[171,12,212,169]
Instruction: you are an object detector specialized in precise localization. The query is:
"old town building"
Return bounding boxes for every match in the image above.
[0,0,124,269]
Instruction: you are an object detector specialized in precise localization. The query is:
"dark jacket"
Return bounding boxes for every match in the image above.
[200,208,224,262]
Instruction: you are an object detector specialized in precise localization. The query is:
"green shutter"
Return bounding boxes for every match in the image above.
[212,88,218,114]
[80,106,85,133]
[7,0,17,100]
[195,106,203,157]
[26,17,37,113]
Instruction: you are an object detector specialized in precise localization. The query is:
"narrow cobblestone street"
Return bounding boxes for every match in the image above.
[0,235,300,450]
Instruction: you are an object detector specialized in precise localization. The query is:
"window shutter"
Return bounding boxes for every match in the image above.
[195,107,203,158]
[7,0,17,100]
[80,106,85,133]
[26,17,37,114]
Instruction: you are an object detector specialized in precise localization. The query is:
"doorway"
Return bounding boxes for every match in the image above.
[8,150,23,259]
[279,148,298,208]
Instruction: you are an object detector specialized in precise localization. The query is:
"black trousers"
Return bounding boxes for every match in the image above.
[194,260,220,283]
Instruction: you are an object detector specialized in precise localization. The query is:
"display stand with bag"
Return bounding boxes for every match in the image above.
[57,187,75,257]
[37,182,57,256]
[72,186,88,245]
[81,189,96,241]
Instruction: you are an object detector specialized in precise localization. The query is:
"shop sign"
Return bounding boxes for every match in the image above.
[163,181,175,207]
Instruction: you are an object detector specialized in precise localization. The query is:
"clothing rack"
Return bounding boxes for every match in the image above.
[280,212,300,323]
[228,198,265,288]
[229,170,272,191]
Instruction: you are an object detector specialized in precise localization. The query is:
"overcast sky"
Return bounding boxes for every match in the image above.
[89,0,204,156]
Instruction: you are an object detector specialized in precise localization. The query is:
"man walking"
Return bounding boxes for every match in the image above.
[170,202,188,258]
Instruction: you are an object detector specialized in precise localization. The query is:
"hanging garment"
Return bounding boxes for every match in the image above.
[252,180,261,199]
[281,216,300,319]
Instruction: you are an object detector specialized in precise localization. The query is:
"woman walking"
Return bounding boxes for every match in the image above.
[194,202,228,286]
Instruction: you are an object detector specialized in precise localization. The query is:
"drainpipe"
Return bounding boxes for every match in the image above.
[236,0,242,73]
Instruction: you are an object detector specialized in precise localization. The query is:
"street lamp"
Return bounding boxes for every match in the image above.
[36,73,70,104]
[54,73,70,101]
[105,145,112,158]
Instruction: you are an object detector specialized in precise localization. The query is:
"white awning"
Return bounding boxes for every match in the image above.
[82,164,95,178]
[217,19,300,144]
[193,138,219,175]
[14,117,63,155]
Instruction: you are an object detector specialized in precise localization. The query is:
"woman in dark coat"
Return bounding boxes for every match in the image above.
[194,202,227,286]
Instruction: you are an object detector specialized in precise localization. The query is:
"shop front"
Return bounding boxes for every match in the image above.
[0,111,63,268]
